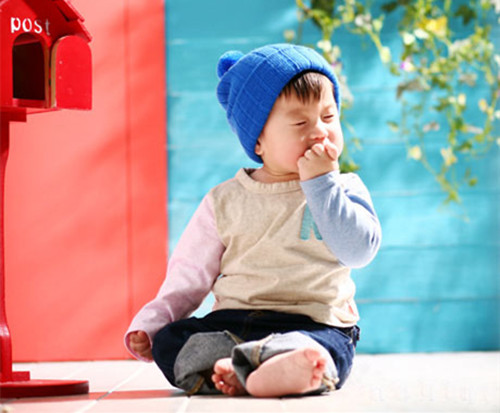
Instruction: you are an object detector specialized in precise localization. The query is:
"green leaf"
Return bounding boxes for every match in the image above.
[454,4,477,25]
[379,46,392,64]
[387,121,399,133]
[396,78,428,99]
[467,177,478,187]
[372,17,384,33]
[381,0,411,13]
[340,158,360,173]
[456,141,473,152]
[444,189,461,204]
[381,1,398,13]
[311,0,334,18]
[435,98,451,112]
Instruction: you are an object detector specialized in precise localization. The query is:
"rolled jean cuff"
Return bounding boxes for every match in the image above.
[173,330,239,395]
[231,332,339,394]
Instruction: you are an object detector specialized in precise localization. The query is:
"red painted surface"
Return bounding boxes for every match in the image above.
[3,0,167,361]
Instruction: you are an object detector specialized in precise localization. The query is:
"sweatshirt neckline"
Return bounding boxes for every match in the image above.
[236,168,302,194]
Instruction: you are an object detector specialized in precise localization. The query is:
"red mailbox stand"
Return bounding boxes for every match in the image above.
[0,0,92,398]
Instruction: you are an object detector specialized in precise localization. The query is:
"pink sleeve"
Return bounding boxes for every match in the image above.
[124,194,224,361]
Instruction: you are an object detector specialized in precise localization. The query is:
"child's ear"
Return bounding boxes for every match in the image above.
[255,137,263,156]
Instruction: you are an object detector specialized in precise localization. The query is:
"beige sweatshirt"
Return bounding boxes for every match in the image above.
[210,169,360,327]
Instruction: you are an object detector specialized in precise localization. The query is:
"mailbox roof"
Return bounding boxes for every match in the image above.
[51,0,91,41]
[0,0,91,41]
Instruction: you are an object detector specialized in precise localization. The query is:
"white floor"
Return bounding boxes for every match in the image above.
[1,352,499,412]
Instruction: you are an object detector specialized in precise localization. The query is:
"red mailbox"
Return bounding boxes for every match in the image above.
[0,0,92,398]
[1,0,92,112]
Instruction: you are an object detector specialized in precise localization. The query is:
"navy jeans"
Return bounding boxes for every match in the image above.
[152,309,359,394]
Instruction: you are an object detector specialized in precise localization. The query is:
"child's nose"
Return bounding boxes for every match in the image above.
[308,120,328,142]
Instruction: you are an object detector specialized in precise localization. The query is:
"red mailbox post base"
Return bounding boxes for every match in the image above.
[0,377,89,399]
[0,116,89,399]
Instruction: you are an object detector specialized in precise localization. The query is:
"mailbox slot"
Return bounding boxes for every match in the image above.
[12,33,47,104]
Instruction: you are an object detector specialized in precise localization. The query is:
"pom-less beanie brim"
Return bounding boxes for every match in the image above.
[216,44,341,163]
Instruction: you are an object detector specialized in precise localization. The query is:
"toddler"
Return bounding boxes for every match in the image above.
[125,44,381,397]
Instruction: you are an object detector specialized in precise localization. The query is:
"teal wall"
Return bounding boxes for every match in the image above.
[165,0,499,353]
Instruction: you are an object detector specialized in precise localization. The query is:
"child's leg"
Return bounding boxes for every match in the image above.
[152,316,213,387]
[173,331,239,394]
[302,326,359,390]
[152,310,247,394]
[222,331,339,397]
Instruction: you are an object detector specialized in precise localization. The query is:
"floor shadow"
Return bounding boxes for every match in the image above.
[3,389,185,404]
[102,389,185,399]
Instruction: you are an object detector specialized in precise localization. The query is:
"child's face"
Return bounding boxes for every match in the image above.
[255,77,343,180]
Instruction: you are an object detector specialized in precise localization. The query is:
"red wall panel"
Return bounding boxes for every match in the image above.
[4,0,167,361]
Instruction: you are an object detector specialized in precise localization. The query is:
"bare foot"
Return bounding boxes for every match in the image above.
[246,348,326,397]
[212,358,247,396]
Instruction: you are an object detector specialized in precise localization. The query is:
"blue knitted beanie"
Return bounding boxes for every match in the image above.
[216,43,341,163]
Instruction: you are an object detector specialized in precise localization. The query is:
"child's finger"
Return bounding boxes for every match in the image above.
[135,341,149,350]
[130,331,148,343]
[139,348,153,360]
[325,142,339,160]
[136,331,149,341]
[129,333,140,343]
[311,143,325,156]
[303,149,314,160]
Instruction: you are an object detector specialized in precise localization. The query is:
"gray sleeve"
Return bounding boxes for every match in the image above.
[300,171,382,268]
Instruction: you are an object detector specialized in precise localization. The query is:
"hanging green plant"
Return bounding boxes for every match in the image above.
[289,0,500,204]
